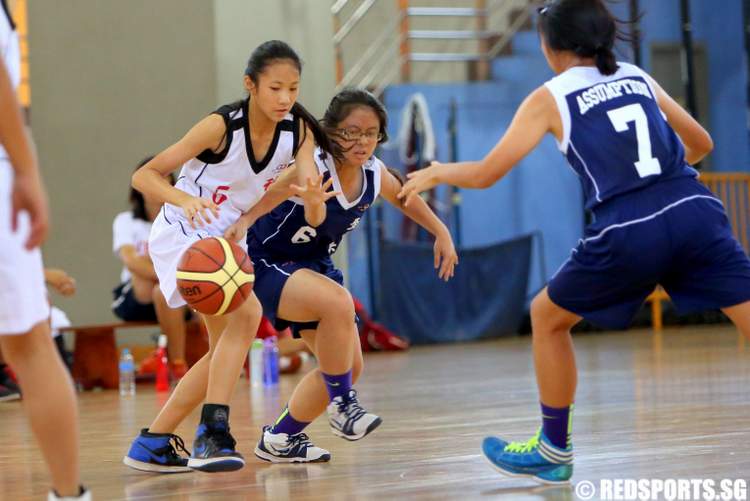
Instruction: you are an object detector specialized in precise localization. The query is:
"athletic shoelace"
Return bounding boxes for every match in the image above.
[166,434,191,458]
[288,432,313,453]
[336,390,367,423]
[503,429,541,453]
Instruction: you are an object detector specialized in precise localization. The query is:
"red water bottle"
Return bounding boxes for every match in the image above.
[155,334,170,392]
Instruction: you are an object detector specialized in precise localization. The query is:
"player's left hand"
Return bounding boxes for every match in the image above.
[45,268,77,296]
[290,174,340,207]
[433,231,458,281]
[397,162,441,207]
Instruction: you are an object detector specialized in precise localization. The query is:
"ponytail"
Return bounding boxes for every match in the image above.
[538,0,638,76]
[291,102,333,157]
[594,46,618,75]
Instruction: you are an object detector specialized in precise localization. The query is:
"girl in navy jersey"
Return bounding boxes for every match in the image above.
[222,88,458,462]
[124,40,335,474]
[399,0,750,485]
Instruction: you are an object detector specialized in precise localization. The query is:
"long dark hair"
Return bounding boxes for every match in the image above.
[244,40,332,155]
[537,0,636,76]
[320,88,389,163]
[130,156,174,221]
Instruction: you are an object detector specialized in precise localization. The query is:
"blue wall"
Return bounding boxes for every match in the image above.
[349,0,749,314]
[611,0,749,171]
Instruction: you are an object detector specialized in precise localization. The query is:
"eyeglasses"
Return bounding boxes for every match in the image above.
[537,4,550,15]
[336,128,383,142]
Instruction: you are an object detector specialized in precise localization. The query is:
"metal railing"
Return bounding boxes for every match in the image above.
[332,0,535,93]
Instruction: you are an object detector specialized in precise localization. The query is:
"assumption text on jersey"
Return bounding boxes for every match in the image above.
[577,78,652,115]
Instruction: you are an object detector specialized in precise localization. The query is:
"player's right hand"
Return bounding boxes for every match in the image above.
[180,196,219,229]
[223,217,251,243]
[11,171,49,250]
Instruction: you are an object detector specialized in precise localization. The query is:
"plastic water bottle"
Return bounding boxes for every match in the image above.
[250,339,264,387]
[119,348,136,396]
[155,334,170,392]
[263,336,279,386]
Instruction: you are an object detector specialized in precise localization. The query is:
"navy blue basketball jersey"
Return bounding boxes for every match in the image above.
[248,148,382,260]
[545,62,697,210]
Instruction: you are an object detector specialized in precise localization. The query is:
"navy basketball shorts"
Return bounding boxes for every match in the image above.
[111,281,158,322]
[251,254,345,338]
[548,178,750,329]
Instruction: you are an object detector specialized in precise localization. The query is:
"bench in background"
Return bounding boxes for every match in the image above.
[60,320,208,390]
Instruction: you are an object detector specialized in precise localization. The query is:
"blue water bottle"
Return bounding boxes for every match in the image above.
[263,336,279,386]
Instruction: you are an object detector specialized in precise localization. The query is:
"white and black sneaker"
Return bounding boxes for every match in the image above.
[327,389,382,441]
[48,487,91,501]
[254,426,331,463]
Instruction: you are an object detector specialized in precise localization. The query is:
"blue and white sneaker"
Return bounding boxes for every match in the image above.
[482,429,573,485]
[123,429,192,473]
[187,423,245,472]
[254,425,331,463]
[326,389,382,441]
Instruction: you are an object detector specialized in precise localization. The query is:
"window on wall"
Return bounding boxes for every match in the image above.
[651,43,711,169]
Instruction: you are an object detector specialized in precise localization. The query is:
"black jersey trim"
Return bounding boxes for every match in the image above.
[194,163,209,184]
[1,0,15,30]
[162,205,172,225]
[196,102,242,164]
[291,116,301,158]
[244,98,284,174]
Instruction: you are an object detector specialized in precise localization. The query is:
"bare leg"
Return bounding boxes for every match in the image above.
[205,294,262,403]
[148,315,227,434]
[277,337,307,357]
[277,270,356,375]
[530,288,581,407]
[1,321,80,497]
[152,284,187,363]
[721,301,750,341]
[287,329,363,422]
[130,274,156,304]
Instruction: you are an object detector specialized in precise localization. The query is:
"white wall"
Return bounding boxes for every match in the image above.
[213,0,337,116]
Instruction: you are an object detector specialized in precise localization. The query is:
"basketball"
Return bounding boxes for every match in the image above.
[175,237,254,316]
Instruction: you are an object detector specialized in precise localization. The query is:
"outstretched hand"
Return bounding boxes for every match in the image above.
[290,174,341,206]
[397,162,442,207]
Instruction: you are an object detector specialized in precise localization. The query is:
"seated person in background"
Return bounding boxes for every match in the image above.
[112,157,188,378]
[45,268,76,369]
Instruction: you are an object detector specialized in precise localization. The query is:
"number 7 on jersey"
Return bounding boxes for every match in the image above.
[607,103,662,178]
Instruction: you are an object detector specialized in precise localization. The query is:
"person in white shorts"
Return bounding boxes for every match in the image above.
[0,2,88,499]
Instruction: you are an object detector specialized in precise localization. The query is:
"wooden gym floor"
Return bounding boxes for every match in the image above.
[2,326,749,500]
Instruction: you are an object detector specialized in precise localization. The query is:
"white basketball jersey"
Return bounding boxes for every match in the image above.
[162,99,299,236]
[0,0,20,166]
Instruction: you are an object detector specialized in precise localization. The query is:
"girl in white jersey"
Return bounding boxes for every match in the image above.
[400,0,750,486]
[0,2,88,499]
[125,40,336,474]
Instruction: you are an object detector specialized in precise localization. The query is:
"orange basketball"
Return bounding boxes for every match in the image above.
[176,237,254,316]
